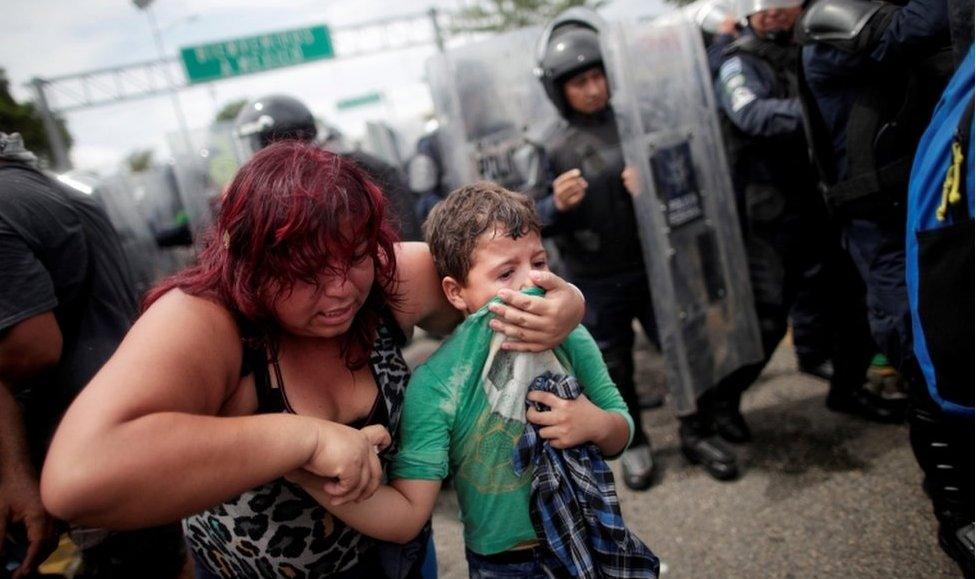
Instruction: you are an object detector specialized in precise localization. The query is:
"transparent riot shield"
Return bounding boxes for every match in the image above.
[168,129,220,246]
[205,121,244,192]
[602,16,762,415]
[425,28,560,193]
[170,153,219,247]
[130,167,197,275]
[92,174,165,295]
[364,121,405,168]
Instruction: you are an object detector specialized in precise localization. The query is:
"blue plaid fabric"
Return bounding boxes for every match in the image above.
[513,372,659,579]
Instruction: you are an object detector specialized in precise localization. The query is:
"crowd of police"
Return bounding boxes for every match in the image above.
[1,0,972,576]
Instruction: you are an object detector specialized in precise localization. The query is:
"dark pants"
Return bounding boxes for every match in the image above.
[841,211,914,372]
[573,270,657,448]
[790,256,836,366]
[703,191,873,415]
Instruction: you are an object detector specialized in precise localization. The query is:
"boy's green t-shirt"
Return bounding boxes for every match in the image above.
[391,291,633,555]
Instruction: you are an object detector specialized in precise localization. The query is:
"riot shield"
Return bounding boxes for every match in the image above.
[92,174,166,295]
[170,153,219,247]
[168,129,220,246]
[363,121,405,168]
[205,121,245,192]
[602,16,762,415]
[425,28,559,193]
[130,167,197,275]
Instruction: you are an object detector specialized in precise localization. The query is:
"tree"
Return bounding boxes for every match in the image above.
[0,68,73,165]
[126,148,154,173]
[450,0,607,34]
[215,98,247,123]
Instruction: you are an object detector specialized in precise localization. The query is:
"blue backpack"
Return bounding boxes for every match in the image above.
[906,45,975,417]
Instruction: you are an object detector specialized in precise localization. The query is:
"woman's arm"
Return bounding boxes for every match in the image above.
[392,242,464,336]
[40,290,387,529]
[488,270,585,352]
[289,469,440,544]
[392,243,585,350]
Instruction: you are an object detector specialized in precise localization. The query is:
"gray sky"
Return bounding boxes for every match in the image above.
[2,0,667,174]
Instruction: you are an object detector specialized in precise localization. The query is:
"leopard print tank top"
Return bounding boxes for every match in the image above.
[183,318,410,577]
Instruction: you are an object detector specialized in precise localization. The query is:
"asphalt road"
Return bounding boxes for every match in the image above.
[403,331,961,579]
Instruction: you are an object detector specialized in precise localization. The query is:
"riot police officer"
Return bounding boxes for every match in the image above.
[796,1,967,567]
[534,12,705,487]
[234,94,422,242]
[701,0,903,449]
[796,0,951,374]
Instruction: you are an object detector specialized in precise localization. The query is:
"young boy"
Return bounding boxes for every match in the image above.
[294,182,655,577]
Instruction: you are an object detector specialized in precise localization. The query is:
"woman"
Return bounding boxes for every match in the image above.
[40,142,585,577]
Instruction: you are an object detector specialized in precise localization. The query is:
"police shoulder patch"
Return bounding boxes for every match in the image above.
[723,73,746,92]
[730,86,757,113]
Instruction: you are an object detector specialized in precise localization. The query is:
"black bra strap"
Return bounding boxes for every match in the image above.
[243,341,286,414]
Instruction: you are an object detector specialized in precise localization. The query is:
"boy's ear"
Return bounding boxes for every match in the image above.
[441,276,469,313]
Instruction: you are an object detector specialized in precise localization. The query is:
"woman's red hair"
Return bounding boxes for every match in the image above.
[144,141,400,369]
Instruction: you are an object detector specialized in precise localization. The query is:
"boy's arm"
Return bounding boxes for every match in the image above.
[525,392,630,456]
[292,361,452,542]
[526,326,634,456]
[287,470,440,544]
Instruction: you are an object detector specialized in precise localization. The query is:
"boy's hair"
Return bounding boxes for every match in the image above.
[424,181,541,284]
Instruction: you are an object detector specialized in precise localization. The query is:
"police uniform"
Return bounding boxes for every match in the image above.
[798,2,969,569]
[707,30,885,432]
[534,11,664,489]
[796,0,953,373]
[536,108,657,456]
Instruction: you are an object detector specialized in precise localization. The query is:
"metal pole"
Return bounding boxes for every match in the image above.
[144,4,195,157]
[428,7,445,53]
[29,78,72,171]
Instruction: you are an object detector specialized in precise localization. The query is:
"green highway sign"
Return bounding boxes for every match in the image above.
[180,25,334,84]
[336,92,383,110]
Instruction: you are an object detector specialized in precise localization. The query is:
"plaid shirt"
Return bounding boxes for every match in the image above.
[513,372,660,578]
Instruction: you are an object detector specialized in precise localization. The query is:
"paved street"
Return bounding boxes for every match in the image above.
[404,332,960,578]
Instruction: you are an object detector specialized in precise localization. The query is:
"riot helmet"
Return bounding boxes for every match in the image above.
[695,0,737,34]
[734,0,803,20]
[234,94,317,157]
[735,0,803,42]
[535,8,607,117]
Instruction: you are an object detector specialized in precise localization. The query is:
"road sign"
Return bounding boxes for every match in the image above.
[336,92,383,110]
[180,25,334,84]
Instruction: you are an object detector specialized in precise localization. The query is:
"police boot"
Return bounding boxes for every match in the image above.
[679,414,739,481]
[710,395,752,444]
[798,357,834,381]
[620,444,656,491]
[604,347,655,490]
[825,386,906,423]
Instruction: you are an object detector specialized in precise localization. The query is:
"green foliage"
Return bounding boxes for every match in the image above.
[0,68,73,164]
[215,98,248,123]
[450,0,607,33]
[126,148,154,173]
